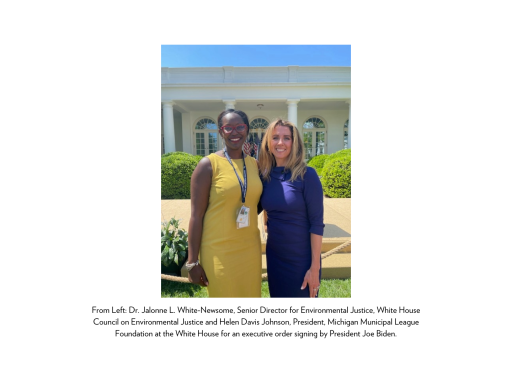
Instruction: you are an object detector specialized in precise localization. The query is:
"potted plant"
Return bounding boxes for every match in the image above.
[161,217,188,276]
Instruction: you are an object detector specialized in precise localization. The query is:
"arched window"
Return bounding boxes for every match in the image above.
[194,118,218,156]
[303,117,327,160]
[249,117,269,144]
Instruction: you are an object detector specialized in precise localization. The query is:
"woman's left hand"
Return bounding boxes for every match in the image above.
[301,268,320,298]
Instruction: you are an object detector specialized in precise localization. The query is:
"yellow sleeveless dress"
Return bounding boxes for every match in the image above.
[200,153,263,297]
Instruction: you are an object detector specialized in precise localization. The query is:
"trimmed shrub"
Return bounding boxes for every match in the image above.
[161,152,201,199]
[321,156,351,198]
[330,148,351,158]
[323,148,351,168]
[307,154,330,176]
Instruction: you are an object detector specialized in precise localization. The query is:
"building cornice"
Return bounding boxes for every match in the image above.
[161,82,351,88]
[161,66,350,85]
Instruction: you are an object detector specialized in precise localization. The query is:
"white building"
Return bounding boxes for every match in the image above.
[161,66,351,160]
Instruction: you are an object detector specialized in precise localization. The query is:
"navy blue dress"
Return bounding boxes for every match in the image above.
[260,166,325,297]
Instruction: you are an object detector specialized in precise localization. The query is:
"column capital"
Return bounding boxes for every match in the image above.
[223,100,237,110]
[286,99,300,105]
[345,100,351,105]
[162,101,175,107]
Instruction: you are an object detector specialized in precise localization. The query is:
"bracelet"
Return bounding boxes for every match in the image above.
[185,260,199,271]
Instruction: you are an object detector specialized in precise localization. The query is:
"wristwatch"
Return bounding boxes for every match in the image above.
[185,260,199,271]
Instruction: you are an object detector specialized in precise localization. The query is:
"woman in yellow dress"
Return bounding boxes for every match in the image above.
[186,109,262,297]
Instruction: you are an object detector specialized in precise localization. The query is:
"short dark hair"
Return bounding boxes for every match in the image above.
[217,109,250,128]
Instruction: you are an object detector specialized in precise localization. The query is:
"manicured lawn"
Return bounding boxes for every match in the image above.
[160,278,351,299]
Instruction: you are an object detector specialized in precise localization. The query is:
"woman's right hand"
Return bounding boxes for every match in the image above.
[188,264,209,287]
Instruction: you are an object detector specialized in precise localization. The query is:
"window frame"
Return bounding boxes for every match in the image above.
[302,116,328,161]
[193,117,219,157]
[248,116,269,144]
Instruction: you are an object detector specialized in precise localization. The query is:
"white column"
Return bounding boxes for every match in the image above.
[181,112,192,154]
[345,99,352,148]
[162,101,176,153]
[286,99,300,126]
[223,99,236,110]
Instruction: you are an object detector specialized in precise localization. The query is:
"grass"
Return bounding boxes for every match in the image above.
[161,278,351,298]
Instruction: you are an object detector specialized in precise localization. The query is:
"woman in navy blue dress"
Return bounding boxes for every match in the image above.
[259,119,324,298]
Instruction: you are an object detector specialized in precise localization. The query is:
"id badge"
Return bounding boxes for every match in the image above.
[236,205,250,229]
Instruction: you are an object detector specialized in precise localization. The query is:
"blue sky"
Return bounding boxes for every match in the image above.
[161,45,350,67]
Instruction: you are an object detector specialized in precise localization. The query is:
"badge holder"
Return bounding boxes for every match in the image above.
[236,205,250,229]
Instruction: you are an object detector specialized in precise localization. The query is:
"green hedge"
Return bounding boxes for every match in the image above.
[307,154,329,175]
[321,156,351,198]
[161,152,202,199]
[323,149,351,168]
[308,149,351,198]
[161,148,351,199]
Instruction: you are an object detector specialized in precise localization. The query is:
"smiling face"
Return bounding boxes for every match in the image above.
[220,112,248,153]
[270,125,293,166]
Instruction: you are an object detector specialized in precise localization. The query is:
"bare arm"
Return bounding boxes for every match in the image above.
[187,157,212,286]
[255,158,265,221]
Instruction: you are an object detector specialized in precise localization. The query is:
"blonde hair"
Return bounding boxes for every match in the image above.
[259,119,307,182]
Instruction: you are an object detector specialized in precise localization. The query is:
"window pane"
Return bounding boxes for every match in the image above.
[303,117,325,129]
[250,118,269,130]
[303,121,314,129]
[195,118,217,130]
[196,133,205,156]
[195,119,216,156]
[248,132,259,143]
[304,132,313,160]
[208,132,217,154]
[316,131,325,156]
